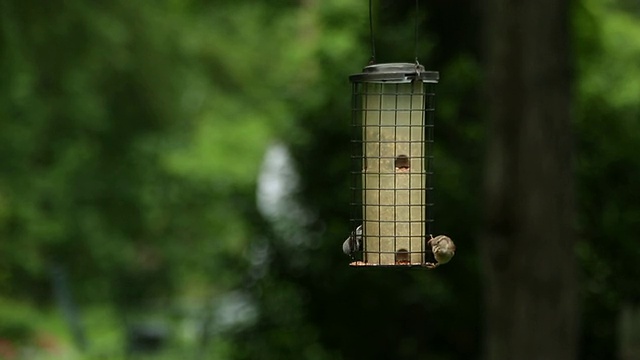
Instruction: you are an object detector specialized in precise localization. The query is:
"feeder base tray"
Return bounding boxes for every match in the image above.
[349,261,434,268]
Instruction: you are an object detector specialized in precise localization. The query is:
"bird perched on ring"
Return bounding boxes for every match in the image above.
[425,235,455,268]
[342,225,363,256]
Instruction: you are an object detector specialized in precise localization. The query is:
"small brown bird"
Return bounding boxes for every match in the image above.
[425,235,456,269]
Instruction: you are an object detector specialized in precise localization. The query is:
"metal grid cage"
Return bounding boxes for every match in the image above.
[348,63,439,267]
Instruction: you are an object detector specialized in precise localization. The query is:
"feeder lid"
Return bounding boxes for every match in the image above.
[349,62,439,83]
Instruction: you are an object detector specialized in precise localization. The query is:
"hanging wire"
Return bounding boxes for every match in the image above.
[368,0,421,66]
[414,0,420,66]
[368,0,376,64]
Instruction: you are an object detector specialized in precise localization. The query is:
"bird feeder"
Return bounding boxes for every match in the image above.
[349,63,438,267]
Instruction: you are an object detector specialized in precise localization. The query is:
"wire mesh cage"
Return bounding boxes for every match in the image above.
[348,63,439,267]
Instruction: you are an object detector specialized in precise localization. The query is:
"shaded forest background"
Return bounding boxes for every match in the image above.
[1,0,640,359]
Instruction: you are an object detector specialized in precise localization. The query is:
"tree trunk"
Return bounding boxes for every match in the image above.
[481,0,579,359]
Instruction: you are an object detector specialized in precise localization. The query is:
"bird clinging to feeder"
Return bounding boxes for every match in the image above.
[424,235,456,268]
[342,225,363,257]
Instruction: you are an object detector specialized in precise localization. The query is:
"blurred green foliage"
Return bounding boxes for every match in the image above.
[0,0,638,359]
[574,1,640,357]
